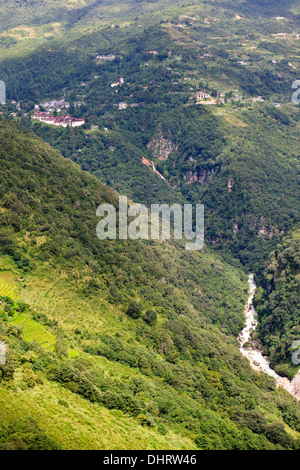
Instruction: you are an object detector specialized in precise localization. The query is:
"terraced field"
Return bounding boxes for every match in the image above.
[11,313,56,350]
[0,279,18,301]
[0,264,77,355]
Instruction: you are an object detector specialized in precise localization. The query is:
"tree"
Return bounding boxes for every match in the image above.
[126,300,142,319]
[143,309,157,325]
[265,423,292,449]
[54,329,68,358]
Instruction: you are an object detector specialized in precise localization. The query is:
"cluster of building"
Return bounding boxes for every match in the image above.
[11,100,21,110]
[118,102,127,110]
[97,54,115,63]
[37,99,69,113]
[9,100,21,117]
[196,91,211,100]
[116,102,140,110]
[195,90,247,105]
[32,111,85,127]
[111,78,124,88]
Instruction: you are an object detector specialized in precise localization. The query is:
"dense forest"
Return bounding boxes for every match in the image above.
[254,228,300,379]
[0,0,299,452]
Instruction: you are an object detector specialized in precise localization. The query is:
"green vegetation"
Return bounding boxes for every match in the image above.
[0,417,61,450]
[1,5,298,271]
[0,0,299,451]
[0,118,300,450]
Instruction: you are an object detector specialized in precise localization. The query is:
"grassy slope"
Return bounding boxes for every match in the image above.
[0,257,194,451]
[0,368,195,450]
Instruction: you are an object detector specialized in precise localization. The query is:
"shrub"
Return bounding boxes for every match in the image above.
[129,376,147,394]
[195,433,211,450]
[274,364,295,381]
[137,414,155,427]
[22,368,35,388]
[58,399,69,408]
[64,381,79,394]
[143,309,157,325]
[157,423,168,435]
[101,391,142,416]
[265,423,292,449]
[240,410,267,434]
[0,417,61,450]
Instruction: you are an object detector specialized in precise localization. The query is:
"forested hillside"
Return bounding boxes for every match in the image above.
[0,118,300,450]
[0,0,298,36]
[1,18,298,270]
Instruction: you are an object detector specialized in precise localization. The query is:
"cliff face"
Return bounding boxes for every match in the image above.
[148,128,178,161]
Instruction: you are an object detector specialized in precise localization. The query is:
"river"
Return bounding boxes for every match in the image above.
[150,161,165,180]
[0,340,6,365]
[238,274,300,400]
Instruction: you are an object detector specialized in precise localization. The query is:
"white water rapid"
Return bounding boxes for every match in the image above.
[238,274,300,400]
